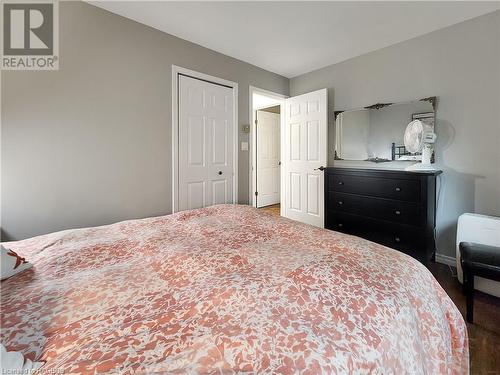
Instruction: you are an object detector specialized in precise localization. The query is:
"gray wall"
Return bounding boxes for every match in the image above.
[291,11,500,258]
[2,3,499,257]
[1,1,289,240]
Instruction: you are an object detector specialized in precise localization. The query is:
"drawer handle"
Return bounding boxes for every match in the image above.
[338,201,344,205]
[338,223,344,228]
[394,237,401,243]
[395,210,401,215]
[395,187,402,192]
[338,181,344,186]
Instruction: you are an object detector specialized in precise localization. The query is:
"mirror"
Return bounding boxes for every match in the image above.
[334,97,436,163]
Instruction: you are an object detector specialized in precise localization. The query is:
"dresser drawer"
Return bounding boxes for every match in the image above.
[327,192,424,226]
[327,211,426,260]
[328,174,421,202]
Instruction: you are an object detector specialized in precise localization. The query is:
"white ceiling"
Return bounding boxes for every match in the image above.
[253,93,282,109]
[89,1,500,78]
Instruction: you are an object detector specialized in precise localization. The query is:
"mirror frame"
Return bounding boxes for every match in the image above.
[333,96,437,163]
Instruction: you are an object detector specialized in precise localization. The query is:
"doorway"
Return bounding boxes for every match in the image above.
[249,87,286,214]
[250,87,328,227]
[256,105,281,208]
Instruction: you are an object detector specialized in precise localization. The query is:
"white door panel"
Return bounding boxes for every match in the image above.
[289,172,301,210]
[284,89,327,227]
[256,110,280,208]
[212,179,227,205]
[179,75,234,211]
[187,181,206,210]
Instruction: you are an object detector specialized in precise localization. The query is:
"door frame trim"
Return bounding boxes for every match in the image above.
[254,108,281,208]
[248,86,287,210]
[172,65,239,213]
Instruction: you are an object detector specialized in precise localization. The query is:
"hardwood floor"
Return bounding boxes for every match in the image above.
[260,204,281,217]
[259,205,500,374]
[428,262,500,374]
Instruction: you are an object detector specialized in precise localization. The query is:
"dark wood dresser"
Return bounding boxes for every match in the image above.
[325,167,442,263]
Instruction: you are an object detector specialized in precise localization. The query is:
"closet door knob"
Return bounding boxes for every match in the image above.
[395,187,402,192]
[395,210,401,215]
[338,181,344,186]
[218,171,223,175]
[394,237,401,243]
[338,223,344,228]
[338,201,343,205]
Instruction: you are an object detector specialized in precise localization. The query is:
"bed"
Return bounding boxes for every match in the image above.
[1,205,468,374]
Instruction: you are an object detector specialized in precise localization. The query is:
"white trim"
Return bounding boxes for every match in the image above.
[248,86,287,209]
[254,103,281,111]
[435,253,456,267]
[172,65,239,213]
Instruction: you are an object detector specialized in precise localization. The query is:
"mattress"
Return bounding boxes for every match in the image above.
[1,205,468,374]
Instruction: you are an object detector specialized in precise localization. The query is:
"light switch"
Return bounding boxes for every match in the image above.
[241,141,249,151]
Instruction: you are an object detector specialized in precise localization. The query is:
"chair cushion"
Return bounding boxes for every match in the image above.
[459,242,500,281]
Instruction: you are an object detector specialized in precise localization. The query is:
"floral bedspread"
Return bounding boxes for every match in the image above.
[1,205,468,374]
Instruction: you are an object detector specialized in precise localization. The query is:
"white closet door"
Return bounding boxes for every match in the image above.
[284,89,327,227]
[178,75,234,211]
[256,110,280,208]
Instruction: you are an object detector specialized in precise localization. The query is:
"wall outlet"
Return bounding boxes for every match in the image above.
[241,141,249,151]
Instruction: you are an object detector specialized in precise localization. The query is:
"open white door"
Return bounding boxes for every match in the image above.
[256,110,280,207]
[283,89,327,227]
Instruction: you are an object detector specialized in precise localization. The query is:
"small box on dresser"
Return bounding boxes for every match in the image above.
[324,167,442,264]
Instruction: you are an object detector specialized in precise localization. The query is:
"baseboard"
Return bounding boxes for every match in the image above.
[435,253,456,267]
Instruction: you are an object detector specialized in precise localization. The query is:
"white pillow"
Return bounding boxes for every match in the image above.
[0,344,44,372]
[1,245,32,280]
